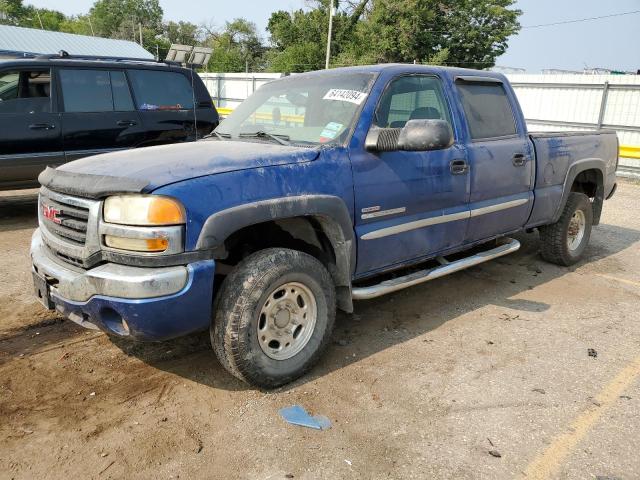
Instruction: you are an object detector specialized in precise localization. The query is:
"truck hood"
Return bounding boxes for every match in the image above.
[51,140,320,196]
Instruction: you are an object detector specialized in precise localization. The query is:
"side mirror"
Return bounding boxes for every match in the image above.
[364,127,402,152]
[365,119,453,152]
[398,119,454,151]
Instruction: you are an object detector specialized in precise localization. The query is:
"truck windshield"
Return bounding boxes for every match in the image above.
[215,72,375,146]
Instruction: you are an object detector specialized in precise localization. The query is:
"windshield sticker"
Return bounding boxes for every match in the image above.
[319,122,344,143]
[323,89,367,105]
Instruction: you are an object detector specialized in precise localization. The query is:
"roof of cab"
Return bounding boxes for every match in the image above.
[281,63,508,82]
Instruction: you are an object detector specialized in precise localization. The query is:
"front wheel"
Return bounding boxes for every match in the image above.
[539,192,593,266]
[211,248,336,388]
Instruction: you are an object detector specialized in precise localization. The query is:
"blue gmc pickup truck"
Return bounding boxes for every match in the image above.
[31,64,618,387]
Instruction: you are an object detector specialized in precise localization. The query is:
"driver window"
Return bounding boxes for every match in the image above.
[375,75,451,129]
[0,69,51,114]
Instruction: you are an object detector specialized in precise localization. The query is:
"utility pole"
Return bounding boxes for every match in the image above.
[36,10,43,29]
[88,17,95,36]
[139,22,143,46]
[325,1,336,69]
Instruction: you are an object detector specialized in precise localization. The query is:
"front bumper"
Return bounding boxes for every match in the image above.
[31,229,215,341]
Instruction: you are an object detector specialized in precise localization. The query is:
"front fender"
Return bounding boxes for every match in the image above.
[196,194,356,281]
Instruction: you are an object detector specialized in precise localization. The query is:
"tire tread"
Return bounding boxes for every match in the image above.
[539,192,592,266]
[212,248,335,388]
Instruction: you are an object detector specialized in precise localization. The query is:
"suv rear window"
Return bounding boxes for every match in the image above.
[59,69,134,113]
[127,70,194,111]
[456,81,517,140]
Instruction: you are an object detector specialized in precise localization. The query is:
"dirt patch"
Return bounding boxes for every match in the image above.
[1,182,640,479]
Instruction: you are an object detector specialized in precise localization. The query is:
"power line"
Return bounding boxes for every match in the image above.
[522,10,640,29]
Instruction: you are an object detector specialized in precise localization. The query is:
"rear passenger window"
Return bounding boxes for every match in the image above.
[59,69,134,113]
[60,69,113,112]
[127,70,194,111]
[456,81,516,139]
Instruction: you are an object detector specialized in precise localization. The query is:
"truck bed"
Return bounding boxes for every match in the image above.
[526,129,618,228]
[529,129,617,139]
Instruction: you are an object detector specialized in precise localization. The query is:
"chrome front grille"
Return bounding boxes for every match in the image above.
[40,192,90,245]
[39,188,102,267]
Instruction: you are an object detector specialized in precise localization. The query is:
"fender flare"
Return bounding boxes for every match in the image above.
[196,194,356,293]
[553,159,606,225]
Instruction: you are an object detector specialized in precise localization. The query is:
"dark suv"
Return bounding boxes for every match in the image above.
[0,56,219,190]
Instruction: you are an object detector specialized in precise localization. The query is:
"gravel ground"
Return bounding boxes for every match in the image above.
[1,181,639,480]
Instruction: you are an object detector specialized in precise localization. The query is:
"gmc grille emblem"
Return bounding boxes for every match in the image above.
[42,204,61,224]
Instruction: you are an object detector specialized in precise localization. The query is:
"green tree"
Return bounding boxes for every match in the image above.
[0,0,208,62]
[0,0,27,25]
[143,21,203,60]
[206,19,266,72]
[351,0,520,68]
[267,0,521,72]
[24,8,66,30]
[164,20,201,45]
[437,0,521,68]
[0,0,67,31]
[58,15,95,36]
[89,0,163,39]
[266,1,365,72]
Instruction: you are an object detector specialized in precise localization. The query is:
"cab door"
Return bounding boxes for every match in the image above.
[351,74,470,276]
[453,77,534,243]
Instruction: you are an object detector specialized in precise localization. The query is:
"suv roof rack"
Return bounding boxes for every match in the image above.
[31,50,182,67]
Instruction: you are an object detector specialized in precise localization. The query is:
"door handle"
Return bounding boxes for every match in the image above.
[116,120,137,127]
[29,123,56,130]
[512,153,527,167]
[450,159,469,175]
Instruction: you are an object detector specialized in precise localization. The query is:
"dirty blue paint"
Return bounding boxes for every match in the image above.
[155,144,355,251]
[53,64,618,340]
[50,260,215,341]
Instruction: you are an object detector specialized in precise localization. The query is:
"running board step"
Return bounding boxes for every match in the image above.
[352,237,521,300]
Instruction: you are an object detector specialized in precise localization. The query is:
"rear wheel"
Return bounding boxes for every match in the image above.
[211,248,335,388]
[539,192,593,266]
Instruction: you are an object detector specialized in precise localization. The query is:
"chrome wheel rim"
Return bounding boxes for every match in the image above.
[567,210,586,251]
[257,282,317,360]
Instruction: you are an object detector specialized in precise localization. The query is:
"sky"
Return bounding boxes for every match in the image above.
[25,0,640,73]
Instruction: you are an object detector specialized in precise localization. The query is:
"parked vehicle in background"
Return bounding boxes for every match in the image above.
[30,64,617,388]
[0,55,218,190]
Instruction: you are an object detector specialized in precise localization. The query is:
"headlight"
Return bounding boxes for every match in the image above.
[101,195,185,254]
[103,195,185,226]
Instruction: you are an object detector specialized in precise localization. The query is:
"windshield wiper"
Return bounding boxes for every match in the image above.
[208,130,231,140]
[238,130,290,146]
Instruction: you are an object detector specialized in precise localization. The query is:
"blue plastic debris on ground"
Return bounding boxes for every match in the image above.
[279,405,331,430]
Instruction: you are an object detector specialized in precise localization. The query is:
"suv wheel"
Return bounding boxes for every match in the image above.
[539,192,593,266]
[211,248,336,388]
